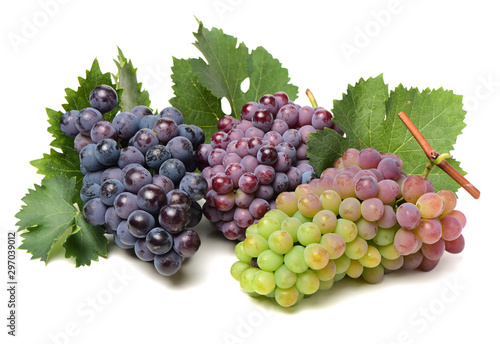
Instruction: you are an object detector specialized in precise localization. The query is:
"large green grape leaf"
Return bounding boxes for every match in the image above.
[307,74,467,192]
[383,85,466,191]
[63,213,108,267]
[307,75,389,173]
[15,177,107,267]
[170,57,225,142]
[189,22,249,116]
[332,74,389,149]
[245,46,298,104]
[169,21,298,142]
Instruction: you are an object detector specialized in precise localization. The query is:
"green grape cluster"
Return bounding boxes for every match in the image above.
[230,147,466,307]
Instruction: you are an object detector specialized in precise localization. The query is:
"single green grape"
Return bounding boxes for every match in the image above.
[372,225,398,246]
[274,264,297,289]
[378,243,400,260]
[281,217,302,242]
[243,234,269,257]
[333,254,351,274]
[284,246,309,274]
[268,230,294,254]
[257,249,284,272]
[346,259,363,278]
[276,192,299,217]
[304,243,329,270]
[239,267,259,293]
[251,270,276,295]
[313,209,337,234]
[318,278,335,291]
[319,233,346,259]
[334,218,358,243]
[230,261,251,281]
[274,286,300,308]
[297,222,322,246]
[235,241,252,263]
[245,223,259,237]
[320,190,342,215]
[295,269,320,295]
[345,236,368,260]
[358,245,381,268]
[298,193,323,218]
[257,216,281,239]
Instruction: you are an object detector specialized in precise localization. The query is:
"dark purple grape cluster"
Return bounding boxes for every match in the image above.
[196,92,342,241]
[60,84,208,276]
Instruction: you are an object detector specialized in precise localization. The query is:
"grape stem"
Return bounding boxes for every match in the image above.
[306,89,318,108]
[397,111,480,199]
[422,153,451,177]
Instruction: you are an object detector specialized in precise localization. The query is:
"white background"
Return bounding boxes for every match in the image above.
[1,0,498,343]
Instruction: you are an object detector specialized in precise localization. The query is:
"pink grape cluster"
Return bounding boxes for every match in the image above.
[197,92,342,241]
[230,147,466,307]
[333,147,466,271]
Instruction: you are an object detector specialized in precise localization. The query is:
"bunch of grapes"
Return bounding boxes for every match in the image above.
[230,147,466,307]
[197,92,343,241]
[60,85,208,276]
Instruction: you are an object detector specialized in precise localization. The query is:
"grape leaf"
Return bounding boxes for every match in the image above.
[307,75,390,172]
[30,147,82,201]
[30,59,122,205]
[306,128,346,174]
[170,57,225,142]
[63,213,108,267]
[245,46,298,104]
[190,23,249,116]
[169,21,298,141]
[113,47,151,111]
[307,74,467,192]
[15,176,107,267]
[331,75,389,148]
[383,85,466,191]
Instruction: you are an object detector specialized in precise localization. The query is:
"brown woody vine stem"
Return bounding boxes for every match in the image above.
[397,111,480,199]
